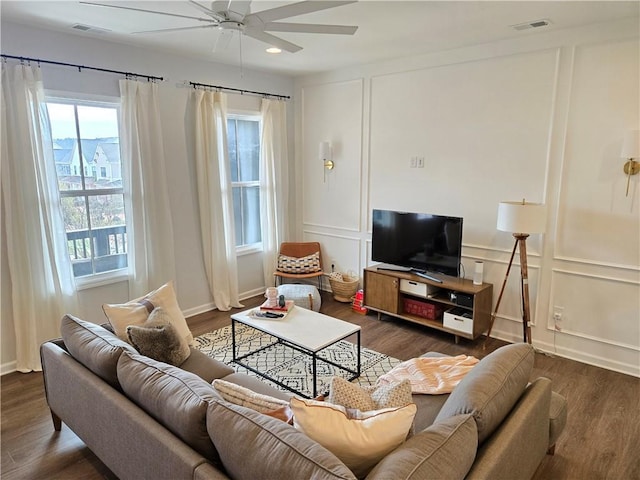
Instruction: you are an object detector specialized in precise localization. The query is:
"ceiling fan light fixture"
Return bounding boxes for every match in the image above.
[266,47,282,54]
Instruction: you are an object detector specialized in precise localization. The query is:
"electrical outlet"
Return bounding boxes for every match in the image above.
[553,306,564,331]
[417,156,425,168]
[410,157,417,168]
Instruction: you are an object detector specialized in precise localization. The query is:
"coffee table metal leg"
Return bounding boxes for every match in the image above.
[232,319,237,362]
[312,354,317,398]
[357,330,361,376]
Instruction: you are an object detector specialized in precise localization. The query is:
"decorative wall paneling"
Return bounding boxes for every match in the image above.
[300,80,364,233]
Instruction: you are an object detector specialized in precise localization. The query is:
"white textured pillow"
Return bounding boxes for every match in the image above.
[290,397,417,478]
[277,252,321,274]
[328,376,413,411]
[212,379,289,413]
[102,281,193,345]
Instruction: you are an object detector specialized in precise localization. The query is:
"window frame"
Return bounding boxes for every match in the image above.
[227,111,262,256]
[45,91,129,289]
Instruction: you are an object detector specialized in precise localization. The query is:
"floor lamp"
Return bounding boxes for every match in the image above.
[486,200,547,344]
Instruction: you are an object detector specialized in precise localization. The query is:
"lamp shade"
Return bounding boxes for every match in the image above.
[319,141,332,161]
[497,201,547,234]
[621,130,639,159]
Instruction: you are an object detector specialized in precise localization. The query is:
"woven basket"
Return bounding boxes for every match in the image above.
[329,274,360,303]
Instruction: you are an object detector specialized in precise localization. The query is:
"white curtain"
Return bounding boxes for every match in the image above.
[260,99,289,287]
[120,79,176,298]
[1,64,78,372]
[186,89,243,311]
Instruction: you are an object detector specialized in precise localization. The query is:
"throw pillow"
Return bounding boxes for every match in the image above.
[212,379,289,413]
[327,376,413,411]
[277,251,321,274]
[435,343,534,444]
[102,281,193,345]
[126,307,191,366]
[60,314,137,389]
[366,414,478,480]
[290,397,417,478]
[207,400,356,480]
[116,351,218,461]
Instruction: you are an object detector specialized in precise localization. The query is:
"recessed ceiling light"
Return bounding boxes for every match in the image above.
[266,47,282,54]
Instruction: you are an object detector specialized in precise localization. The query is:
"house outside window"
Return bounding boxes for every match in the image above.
[227,115,261,251]
[46,97,128,280]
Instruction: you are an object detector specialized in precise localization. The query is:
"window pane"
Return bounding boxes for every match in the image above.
[47,103,82,191]
[228,119,238,182]
[77,106,121,190]
[88,194,127,274]
[232,186,243,246]
[236,120,259,182]
[242,186,261,245]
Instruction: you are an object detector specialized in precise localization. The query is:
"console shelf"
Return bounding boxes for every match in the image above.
[363,266,493,341]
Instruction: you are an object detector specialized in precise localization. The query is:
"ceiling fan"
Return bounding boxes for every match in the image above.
[79,0,359,53]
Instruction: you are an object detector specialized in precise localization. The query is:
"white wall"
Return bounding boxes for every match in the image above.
[0,22,294,373]
[294,17,640,376]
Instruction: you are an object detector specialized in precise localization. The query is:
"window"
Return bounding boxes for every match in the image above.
[227,115,261,249]
[46,98,128,279]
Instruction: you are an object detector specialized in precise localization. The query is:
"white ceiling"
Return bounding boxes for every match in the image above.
[2,1,639,76]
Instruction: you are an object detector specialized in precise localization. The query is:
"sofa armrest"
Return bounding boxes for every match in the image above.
[40,341,223,480]
[465,377,551,480]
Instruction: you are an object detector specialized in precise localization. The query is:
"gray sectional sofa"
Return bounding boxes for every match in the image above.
[40,314,566,480]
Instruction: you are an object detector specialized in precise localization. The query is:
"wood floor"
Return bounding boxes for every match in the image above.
[2,294,639,479]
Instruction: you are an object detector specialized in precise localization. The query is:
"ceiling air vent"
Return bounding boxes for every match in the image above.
[511,19,552,31]
[71,24,111,34]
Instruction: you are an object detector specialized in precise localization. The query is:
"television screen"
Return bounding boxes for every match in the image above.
[371,209,463,277]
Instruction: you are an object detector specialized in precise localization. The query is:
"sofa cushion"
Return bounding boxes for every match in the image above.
[328,376,413,411]
[435,343,534,443]
[102,281,193,345]
[126,308,191,366]
[179,348,235,383]
[60,314,136,389]
[116,351,219,461]
[366,414,477,480]
[207,399,356,480]
[291,397,417,478]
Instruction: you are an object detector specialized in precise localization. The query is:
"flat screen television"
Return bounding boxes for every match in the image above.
[371,209,463,277]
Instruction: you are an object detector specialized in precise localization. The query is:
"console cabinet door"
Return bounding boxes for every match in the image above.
[364,271,399,314]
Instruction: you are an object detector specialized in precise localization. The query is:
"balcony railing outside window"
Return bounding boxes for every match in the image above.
[66,225,127,277]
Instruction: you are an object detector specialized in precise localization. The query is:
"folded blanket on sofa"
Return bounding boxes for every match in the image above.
[377,355,479,394]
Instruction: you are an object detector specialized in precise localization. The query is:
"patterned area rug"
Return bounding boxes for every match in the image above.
[194,323,400,397]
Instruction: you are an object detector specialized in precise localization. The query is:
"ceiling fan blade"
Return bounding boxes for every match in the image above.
[245,1,356,26]
[243,28,302,53]
[227,0,252,20]
[188,0,226,21]
[133,25,218,34]
[263,22,357,35]
[79,1,213,23]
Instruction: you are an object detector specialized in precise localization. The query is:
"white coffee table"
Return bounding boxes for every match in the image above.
[230,306,361,398]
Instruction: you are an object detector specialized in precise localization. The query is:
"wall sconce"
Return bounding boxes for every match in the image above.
[621,129,639,197]
[320,141,333,182]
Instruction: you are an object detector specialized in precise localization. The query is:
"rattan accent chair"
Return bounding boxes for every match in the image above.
[273,242,324,291]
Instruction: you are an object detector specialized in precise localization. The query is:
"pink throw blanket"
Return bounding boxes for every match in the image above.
[377,355,479,394]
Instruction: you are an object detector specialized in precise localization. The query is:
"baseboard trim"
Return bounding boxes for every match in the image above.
[183,288,266,319]
[1,361,17,376]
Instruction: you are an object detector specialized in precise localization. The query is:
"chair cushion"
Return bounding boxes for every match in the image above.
[116,351,219,461]
[60,314,136,389]
[366,414,478,480]
[435,343,534,444]
[207,400,356,480]
[179,348,235,383]
[277,251,321,273]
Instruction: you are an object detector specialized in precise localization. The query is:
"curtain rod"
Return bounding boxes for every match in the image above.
[189,81,290,101]
[1,54,164,82]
